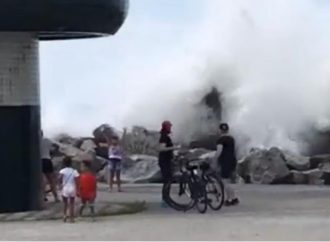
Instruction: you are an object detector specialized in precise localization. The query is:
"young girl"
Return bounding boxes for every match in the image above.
[79,160,97,219]
[108,136,123,192]
[59,157,79,223]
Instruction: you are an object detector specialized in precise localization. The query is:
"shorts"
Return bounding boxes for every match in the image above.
[81,198,95,205]
[42,158,54,174]
[80,189,96,201]
[108,158,122,171]
[62,185,76,198]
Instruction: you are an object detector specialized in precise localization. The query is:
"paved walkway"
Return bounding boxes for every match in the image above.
[1,184,330,240]
[0,184,145,222]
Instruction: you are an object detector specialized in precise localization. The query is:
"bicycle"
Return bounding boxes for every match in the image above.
[163,153,224,213]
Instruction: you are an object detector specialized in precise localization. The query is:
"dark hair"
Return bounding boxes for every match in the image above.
[63,156,72,167]
[219,123,229,132]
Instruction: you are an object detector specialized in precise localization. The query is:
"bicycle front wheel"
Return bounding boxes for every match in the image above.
[206,174,225,211]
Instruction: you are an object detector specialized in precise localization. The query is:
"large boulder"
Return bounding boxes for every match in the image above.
[240,147,290,184]
[303,169,324,185]
[310,154,330,169]
[290,170,308,184]
[121,155,161,183]
[79,139,97,152]
[285,169,324,185]
[53,133,77,145]
[50,140,105,172]
[121,126,159,156]
[282,151,310,171]
[93,124,117,144]
[97,165,108,183]
[97,155,159,184]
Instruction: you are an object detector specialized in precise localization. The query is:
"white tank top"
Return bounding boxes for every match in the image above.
[108,145,123,160]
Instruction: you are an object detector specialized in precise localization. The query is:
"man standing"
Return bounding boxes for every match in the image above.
[215,123,239,206]
[158,120,179,207]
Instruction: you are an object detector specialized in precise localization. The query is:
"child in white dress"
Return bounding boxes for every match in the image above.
[59,157,79,223]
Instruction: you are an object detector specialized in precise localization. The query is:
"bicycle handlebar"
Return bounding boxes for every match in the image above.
[173,154,202,172]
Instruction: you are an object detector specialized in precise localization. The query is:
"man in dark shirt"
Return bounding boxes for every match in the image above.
[159,131,174,181]
[158,120,179,207]
[216,123,239,206]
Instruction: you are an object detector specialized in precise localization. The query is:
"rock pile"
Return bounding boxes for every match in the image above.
[48,124,330,185]
[48,125,161,183]
[238,147,330,185]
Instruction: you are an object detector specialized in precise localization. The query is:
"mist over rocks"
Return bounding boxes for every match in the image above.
[46,121,330,185]
[41,1,330,162]
[105,0,330,161]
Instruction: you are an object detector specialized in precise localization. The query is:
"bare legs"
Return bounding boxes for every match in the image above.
[109,170,121,192]
[116,170,121,192]
[69,197,75,222]
[44,173,59,202]
[222,178,236,200]
[222,178,239,206]
[109,170,115,191]
[62,197,68,222]
[79,199,95,219]
[62,196,75,223]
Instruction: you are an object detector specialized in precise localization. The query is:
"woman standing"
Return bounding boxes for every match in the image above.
[108,136,123,192]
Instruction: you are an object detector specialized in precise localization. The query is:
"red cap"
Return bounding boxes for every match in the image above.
[161,120,172,134]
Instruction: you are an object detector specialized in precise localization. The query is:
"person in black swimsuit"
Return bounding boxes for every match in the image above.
[216,123,239,206]
[158,120,179,206]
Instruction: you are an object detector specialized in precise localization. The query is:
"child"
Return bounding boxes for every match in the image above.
[58,157,79,223]
[79,160,97,219]
[108,136,123,192]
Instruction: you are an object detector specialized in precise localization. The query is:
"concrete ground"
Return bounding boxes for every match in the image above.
[1,184,330,240]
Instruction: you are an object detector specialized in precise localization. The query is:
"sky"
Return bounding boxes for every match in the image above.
[40,0,330,154]
[40,0,207,137]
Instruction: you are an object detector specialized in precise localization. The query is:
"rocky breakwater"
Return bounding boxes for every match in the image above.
[238,147,330,185]
[49,124,330,185]
[49,125,164,184]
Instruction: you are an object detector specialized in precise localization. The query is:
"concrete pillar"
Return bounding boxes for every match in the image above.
[0,32,42,212]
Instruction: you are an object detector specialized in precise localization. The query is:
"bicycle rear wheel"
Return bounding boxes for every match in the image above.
[163,175,195,211]
[192,180,208,214]
[205,174,225,211]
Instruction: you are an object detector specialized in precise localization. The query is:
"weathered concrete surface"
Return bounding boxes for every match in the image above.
[0,186,145,222]
[1,184,330,240]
